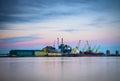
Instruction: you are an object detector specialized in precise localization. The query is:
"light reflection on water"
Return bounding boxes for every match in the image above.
[0,57,120,81]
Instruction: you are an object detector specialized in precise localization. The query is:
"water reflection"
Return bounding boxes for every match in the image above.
[0,57,120,81]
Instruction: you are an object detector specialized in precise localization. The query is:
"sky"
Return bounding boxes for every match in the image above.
[0,0,120,54]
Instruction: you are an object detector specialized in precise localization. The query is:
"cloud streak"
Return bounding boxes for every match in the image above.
[0,35,41,44]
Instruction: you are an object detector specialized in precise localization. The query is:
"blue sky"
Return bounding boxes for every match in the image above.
[0,0,120,54]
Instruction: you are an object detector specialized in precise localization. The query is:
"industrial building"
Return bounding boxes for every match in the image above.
[9,50,45,57]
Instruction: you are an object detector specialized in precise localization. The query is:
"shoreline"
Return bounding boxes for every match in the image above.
[0,55,120,58]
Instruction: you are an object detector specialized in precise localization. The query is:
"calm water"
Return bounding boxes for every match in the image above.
[0,57,120,81]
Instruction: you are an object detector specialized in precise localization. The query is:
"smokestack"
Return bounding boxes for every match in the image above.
[53,40,55,47]
[57,38,59,46]
[61,38,63,44]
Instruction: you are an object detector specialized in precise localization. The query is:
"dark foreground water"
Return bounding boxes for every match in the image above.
[0,57,120,81]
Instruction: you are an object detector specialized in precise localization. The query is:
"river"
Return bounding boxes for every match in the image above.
[0,57,120,81]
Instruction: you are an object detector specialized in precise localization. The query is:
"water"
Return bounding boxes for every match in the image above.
[0,57,120,81]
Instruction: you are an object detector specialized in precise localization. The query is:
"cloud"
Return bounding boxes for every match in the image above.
[58,29,79,33]
[87,17,107,26]
[0,0,109,23]
[0,35,42,44]
[57,28,89,33]
[0,0,119,26]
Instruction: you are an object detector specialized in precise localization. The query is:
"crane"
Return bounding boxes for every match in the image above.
[91,45,96,53]
[76,40,81,50]
[95,45,100,54]
[82,45,86,54]
[71,40,81,54]
[86,40,91,52]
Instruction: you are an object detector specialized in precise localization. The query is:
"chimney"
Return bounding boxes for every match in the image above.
[53,40,55,47]
[57,38,59,46]
[61,38,63,44]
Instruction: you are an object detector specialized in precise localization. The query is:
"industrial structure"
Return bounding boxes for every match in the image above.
[106,50,120,56]
[9,38,119,57]
[9,50,44,57]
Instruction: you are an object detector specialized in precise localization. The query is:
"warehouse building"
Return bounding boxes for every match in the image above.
[9,50,45,57]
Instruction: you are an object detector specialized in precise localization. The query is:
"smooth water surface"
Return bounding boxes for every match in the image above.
[0,57,120,81]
